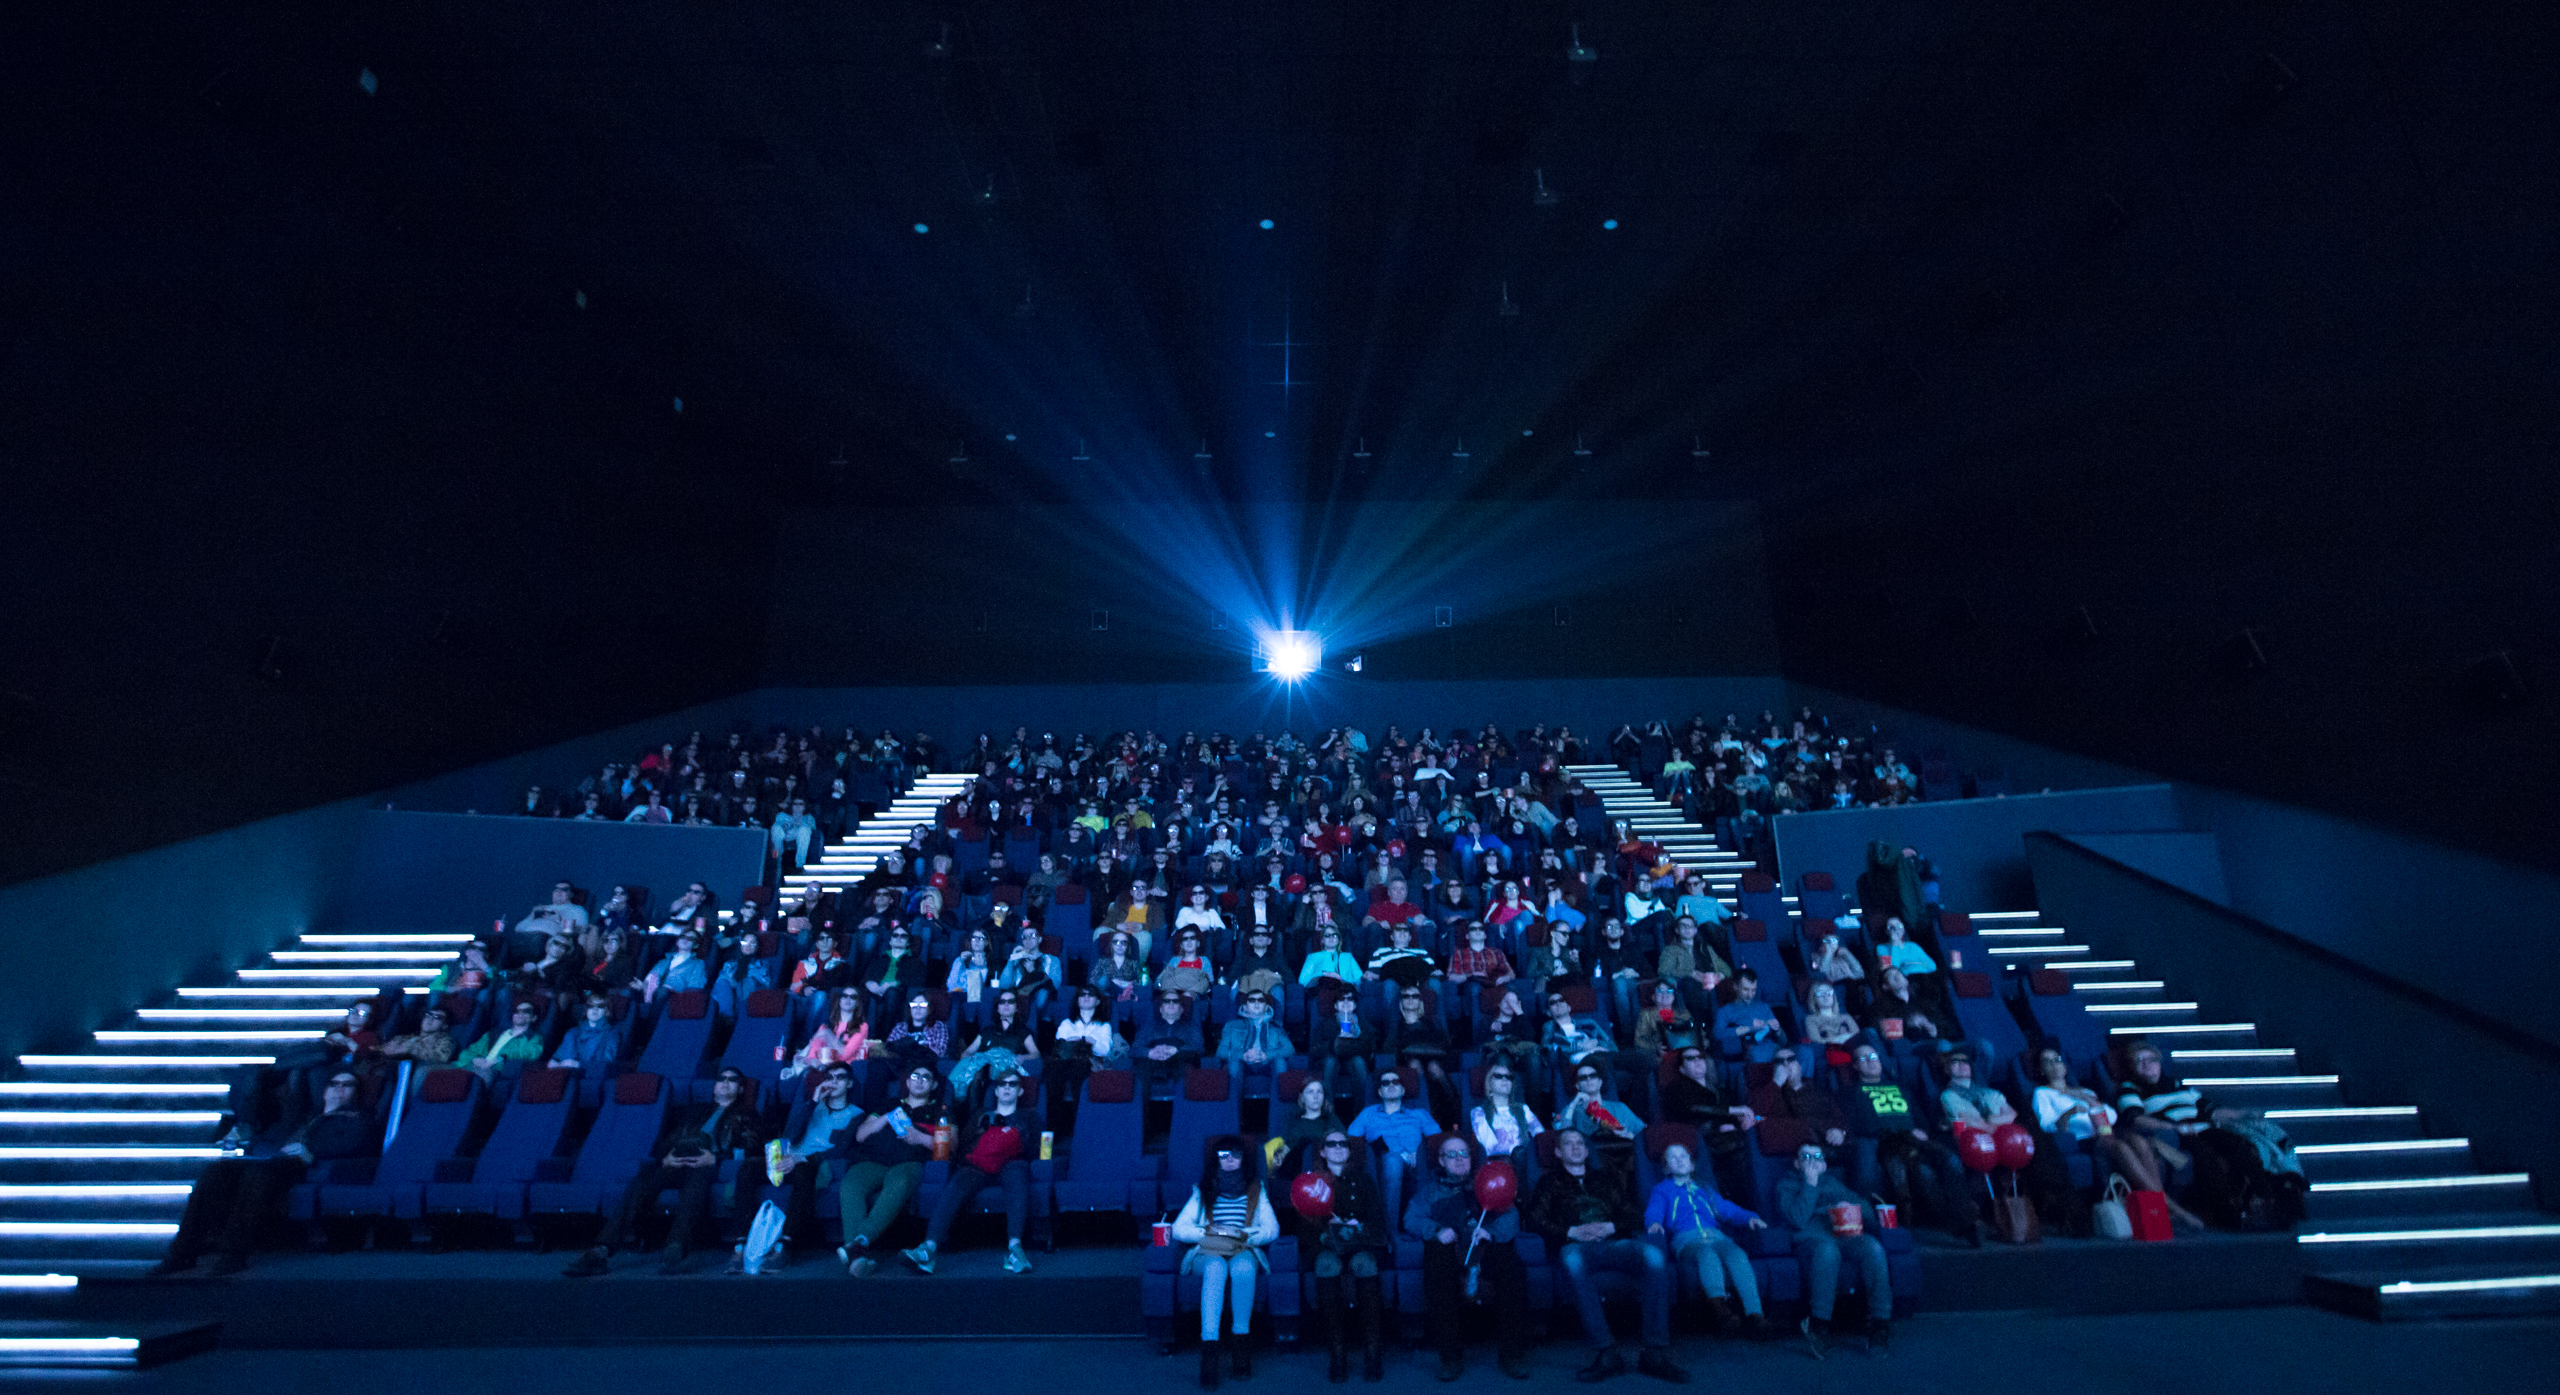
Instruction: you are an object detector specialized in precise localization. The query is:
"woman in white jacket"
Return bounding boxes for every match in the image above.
[1170,1132,1281,1389]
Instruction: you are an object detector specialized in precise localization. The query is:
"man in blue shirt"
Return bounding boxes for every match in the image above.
[1346,1067,1437,1173]
[745,1063,863,1270]
[1713,968,1787,1064]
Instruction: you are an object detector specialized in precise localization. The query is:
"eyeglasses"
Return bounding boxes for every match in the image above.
[1321,1138,1351,1149]
[1436,1149,1474,1161]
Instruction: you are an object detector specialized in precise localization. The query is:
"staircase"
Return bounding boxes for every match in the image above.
[0,932,474,1280]
[779,772,975,896]
[1564,763,1758,907]
[1572,758,2555,1320]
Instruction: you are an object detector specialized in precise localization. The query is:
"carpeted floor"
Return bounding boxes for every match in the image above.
[29,1306,2557,1393]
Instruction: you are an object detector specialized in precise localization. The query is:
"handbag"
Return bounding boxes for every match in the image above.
[2093,1175,2134,1240]
[1197,1224,1248,1258]
[1991,1175,2042,1245]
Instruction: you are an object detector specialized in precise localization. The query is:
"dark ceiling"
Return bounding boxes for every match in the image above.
[4,0,2556,883]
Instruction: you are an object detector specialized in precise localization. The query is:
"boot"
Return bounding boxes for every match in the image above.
[1355,1276,1387,1382]
[1199,1337,1223,1391]
[1230,1337,1253,1380]
[1799,1315,1830,1362]
[1314,1276,1349,1383]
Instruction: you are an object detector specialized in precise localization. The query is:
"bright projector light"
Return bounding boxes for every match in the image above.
[1259,631,1322,680]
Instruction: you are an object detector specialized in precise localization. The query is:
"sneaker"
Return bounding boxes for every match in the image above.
[1636,1349,1689,1384]
[561,1247,609,1279]
[900,1243,936,1275]
[1739,1313,1772,1342]
[1497,1355,1532,1381]
[1865,1319,1891,1353]
[763,1246,792,1274]
[1799,1316,1828,1362]
[1003,1243,1032,1275]
[1434,1356,1465,1383]
[723,1247,747,1276]
[1699,1297,1734,1334]
[1575,1347,1626,1383]
[657,1244,690,1275]
[850,1255,877,1277]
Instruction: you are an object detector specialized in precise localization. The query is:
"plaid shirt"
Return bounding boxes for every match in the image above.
[1448,946,1512,980]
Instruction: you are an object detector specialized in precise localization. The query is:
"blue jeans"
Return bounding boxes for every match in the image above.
[1197,1251,1258,1339]
[1794,1233,1889,1320]
[1672,1228,1762,1315]
[1557,1238,1671,1350]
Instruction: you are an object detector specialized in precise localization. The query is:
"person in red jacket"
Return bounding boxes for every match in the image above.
[903,1072,1038,1275]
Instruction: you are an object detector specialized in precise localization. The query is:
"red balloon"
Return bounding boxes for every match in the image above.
[1472,1158,1519,1213]
[1284,874,1308,895]
[1289,1170,1336,1222]
[1993,1122,2036,1171]
[1954,1125,2001,1174]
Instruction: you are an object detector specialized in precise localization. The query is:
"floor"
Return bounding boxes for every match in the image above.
[21,1307,2556,1393]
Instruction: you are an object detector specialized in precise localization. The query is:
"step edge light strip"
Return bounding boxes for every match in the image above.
[2046,961,2138,971]
[2296,1139,2468,1154]
[2300,1224,2560,1244]
[0,1222,180,1236]
[2179,1074,2337,1086]
[0,1147,224,1158]
[0,1184,196,1197]
[19,1056,274,1067]
[2265,1106,2418,1119]
[0,1337,138,1353]
[2089,1003,2200,1013]
[2171,1048,2295,1058]
[0,1111,224,1124]
[0,1084,227,1095]
[180,988,428,997]
[2312,1174,2530,1192]
[0,1276,77,1291]
[2380,1274,2560,1294]
[297,934,477,944]
[2072,981,2166,991]
[134,1010,349,1020]
[95,1031,326,1042]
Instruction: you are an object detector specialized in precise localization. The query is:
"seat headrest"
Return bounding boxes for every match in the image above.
[1182,1067,1233,1102]
[614,1072,665,1106]
[420,1069,474,1104]
[1952,971,1995,999]
[1734,918,1768,943]
[2029,968,2072,997]
[516,1067,572,1105]
[667,990,710,1021]
[746,988,788,1019]
[1085,1070,1136,1105]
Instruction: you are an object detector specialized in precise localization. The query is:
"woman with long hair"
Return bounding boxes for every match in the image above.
[787,988,868,1078]
[1169,1133,1280,1389]
[1299,1125,1390,1382]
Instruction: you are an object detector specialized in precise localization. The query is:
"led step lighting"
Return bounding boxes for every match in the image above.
[0,1084,225,1096]
[95,1030,325,1042]
[0,1276,77,1291]
[1968,911,2043,921]
[179,988,427,998]
[2380,1275,2560,1295]
[2313,1174,2530,1193]
[0,1222,178,1237]
[2300,1224,2560,1245]
[2296,1139,2469,1156]
[1979,927,2066,937]
[2112,1024,2254,1036]
[2072,981,2167,992]
[0,1111,223,1125]
[2266,1106,2418,1120]
[298,934,477,944]
[18,1056,272,1067]
[135,1009,347,1021]
[2172,1048,2295,1059]
[2180,1074,2339,1087]
[268,952,457,963]
[1988,945,2089,956]
[0,1185,195,1199]
[2088,1002,2198,1013]
[237,970,436,980]
[0,1147,221,1160]
[0,1337,140,1354]
[2046,961,2138,972]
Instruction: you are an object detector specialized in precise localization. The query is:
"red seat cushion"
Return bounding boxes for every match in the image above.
[1641,1122,1703,1164]
[420,1069,473,1104]
[516,1067,572,1105]
[1755,1117,1809,1158]
[1183,1067,1233,1102]
[666,990,710,1021]
[1952,971,1995,999]
[1740,871,1776,894]
[2029,968,2072,997]
[1085,1070,1136,1105]
[1802,872,1835,892]
[614,1072,665,1106]
[1054,884,1088,905]
[1734,918,1768,943]
[746,988,788,1019]
[1276,1068,1314,1104]
[1938,911,1972,938]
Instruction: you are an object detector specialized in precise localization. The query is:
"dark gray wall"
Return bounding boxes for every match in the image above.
[0,800,368,1061]
[1773,785,2183,913]
[2056,832,2231,906]
[2027,833,2560,1204]
[336,811,767,931]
